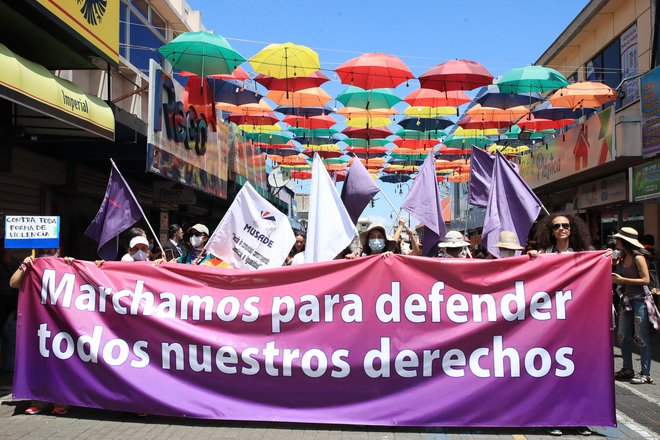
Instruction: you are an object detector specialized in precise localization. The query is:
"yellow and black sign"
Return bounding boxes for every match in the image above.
[33,0,119,65]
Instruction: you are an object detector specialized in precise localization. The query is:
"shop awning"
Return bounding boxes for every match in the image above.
[0,42,114,141]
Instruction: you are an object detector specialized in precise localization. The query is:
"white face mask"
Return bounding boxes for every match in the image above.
[499,249,516,258]
[190,235,204,248]
[612,249,621,262]
[132,250,149,261]
[457,249,468,258]
[368,238,386,253]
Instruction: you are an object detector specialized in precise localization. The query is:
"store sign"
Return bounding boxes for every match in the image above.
[630,158,660,201]
[620,24,639,107]
[574,173,627,209]
[153,181,197,204]
[641,67,660,157]
[32,0,119,65]
[147,60,229,199]
[519,108,615,188]
[4,215,60,249]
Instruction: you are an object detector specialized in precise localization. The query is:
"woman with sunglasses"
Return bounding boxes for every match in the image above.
[532,213,592,256]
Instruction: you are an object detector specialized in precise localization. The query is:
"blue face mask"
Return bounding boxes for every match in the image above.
[132,250,149,261]
[368,238,386,253]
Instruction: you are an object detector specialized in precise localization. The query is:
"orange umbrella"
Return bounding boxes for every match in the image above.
[548,81,616,109]
[217,99,273,114]
[283,114,336,129]
[392,138,440,150]
[266,87,333,107]
[280,154,309,166]
[179,66,250,81]
[466,104,530,121]
[403,88,471,107]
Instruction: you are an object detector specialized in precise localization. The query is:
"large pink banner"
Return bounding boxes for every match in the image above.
[13,252,615,427]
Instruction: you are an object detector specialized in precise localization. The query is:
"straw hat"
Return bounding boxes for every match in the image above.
[613,227,644,249]
[188,224,210,235]
[437,231,471,248]
[359,223,396,250]
[493,230,524,250]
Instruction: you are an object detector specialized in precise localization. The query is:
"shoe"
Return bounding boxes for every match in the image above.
[577,426,592,436]
[614,368,635,381]
[548,428,563,436]
[25,405,48,415]
[630,374,653,384]
[51,406,68,415]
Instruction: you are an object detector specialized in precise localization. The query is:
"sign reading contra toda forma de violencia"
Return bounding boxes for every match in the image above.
[13,252,615,427]
[4,215,60,249]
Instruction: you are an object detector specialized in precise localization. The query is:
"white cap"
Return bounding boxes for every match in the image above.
[129,236,149,249]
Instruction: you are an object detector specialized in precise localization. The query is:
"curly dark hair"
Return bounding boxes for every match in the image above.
[534,213,591,252]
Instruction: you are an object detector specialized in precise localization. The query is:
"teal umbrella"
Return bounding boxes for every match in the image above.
[158,31,245,76]
[343,138,391,147]
[395,129,446,140]
[497,66,569,94]
[335,86,401,109]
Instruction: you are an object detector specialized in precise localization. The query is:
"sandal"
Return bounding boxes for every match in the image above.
[51,406,69,415]
[25,405,49,415]
[615,368,634,381]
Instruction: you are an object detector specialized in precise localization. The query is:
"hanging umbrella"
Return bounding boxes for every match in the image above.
[283,114,336,129]
[216,99,273,115]
[403,106,456,117]
[249,42,319,79]
[337,107,398,118]
[395,129,444,140]
[474,84,544,109]
[532,101,597,120]
[397,116,453,131]
[275,105,334,117]
[158,31,245,76]
[229,112,280,126]
[335,53,414,89]
[497,65,569,94]
[466,104,530,121]
[289,128,339,137]
[392,138,440,149]
[344,117,392,128]
[213,79,262,106]
[380,174,412,184]
[255,71,329,91]
[238,123,282,133]
[262,147,300,157]
[436,146,471,157]
[343,138,391,147]
[245,132,292,145]
[346,146,389,157]
[548,81,616,109]
[180,66,250,81]
[342,126,393,139]
[403,88,471,107]
[335,86,401,109]
[457,116,512,130]
[419,59,493,91]
[516,114,574,131]
[266,87,333,107]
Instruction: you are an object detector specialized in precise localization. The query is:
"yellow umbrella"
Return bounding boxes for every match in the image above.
[403,106,456,117]
[238,124,282,133]
[266,87,333,107]
[453,127,499,137]
[249,42,320,79]
[344,117,392,128]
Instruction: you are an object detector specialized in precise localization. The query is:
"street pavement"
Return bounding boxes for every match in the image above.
[2,332,660,439]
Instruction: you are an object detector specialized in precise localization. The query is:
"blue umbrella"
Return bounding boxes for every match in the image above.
[212,79,262,106]
[397,116,454,132]
[532,101,597,120]
[261,147,300,156]
[275,105,334,117]
[379,174,412,183]
[473,84,543,109]
[294,135,344,145]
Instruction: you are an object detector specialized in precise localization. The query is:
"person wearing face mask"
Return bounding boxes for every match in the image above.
[492,231,524,258]
[346,223,398,259]
[120,237,151,262]
[179,224,211,264]
[436,231,471,258]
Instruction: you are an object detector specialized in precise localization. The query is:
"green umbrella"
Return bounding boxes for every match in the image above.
[289,128,339,137]
[443,134,492,149]
[497,66,569,94]
[158,31,245,76]
[343,138,391,147]
[245,132,292,145]
[335,86,401,109]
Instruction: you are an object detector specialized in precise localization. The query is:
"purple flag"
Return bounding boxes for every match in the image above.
[468,146,494,207]
[84,160,143,260]
[340,158,380,224]
[482,150,542,258]
[401,152,446,256]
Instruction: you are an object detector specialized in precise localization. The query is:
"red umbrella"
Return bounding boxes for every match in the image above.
[283,114,337,129]
[457,116,512,130]
[180,66,250,81]
[403,89,471,107]
[336,53,414,89]
[342,126,393,139]
[517,114,574,131]
[228,112,280,125]
[345,146,389,156]
[392,138,440,149]
[436,146,472,156]
[254,71,330,92]
[291,170,312,180]
[419,59,493,92]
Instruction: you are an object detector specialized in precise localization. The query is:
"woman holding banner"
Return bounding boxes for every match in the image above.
[346,224,399,259]
[612,227,657,385]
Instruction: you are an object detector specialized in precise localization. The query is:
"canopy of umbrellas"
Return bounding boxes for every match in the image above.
[159,32,616,187]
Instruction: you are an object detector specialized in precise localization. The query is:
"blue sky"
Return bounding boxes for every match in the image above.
[188,0,590,229]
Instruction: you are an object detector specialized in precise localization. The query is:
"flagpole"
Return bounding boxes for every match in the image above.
[109,159,166,258]
[378,187,398,216]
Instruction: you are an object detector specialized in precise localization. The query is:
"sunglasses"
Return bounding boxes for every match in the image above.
[552,223,570,231]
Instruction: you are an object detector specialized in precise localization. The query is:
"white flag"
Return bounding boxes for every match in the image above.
[205,182,295,270]
[305,154,358,263]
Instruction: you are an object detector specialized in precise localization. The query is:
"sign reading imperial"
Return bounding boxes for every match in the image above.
[32,0,119,65]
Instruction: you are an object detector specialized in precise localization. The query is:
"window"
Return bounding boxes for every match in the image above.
[152,9,167,38]
[132,0,149,19]
[586,37,622,109]
[120,1,167,74]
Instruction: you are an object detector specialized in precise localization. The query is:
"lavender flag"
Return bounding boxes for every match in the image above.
[84,160,143,260]
[468,146,494,207]
[340,158,380,224]
[482,150,542,258]
[401,152,446,256]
